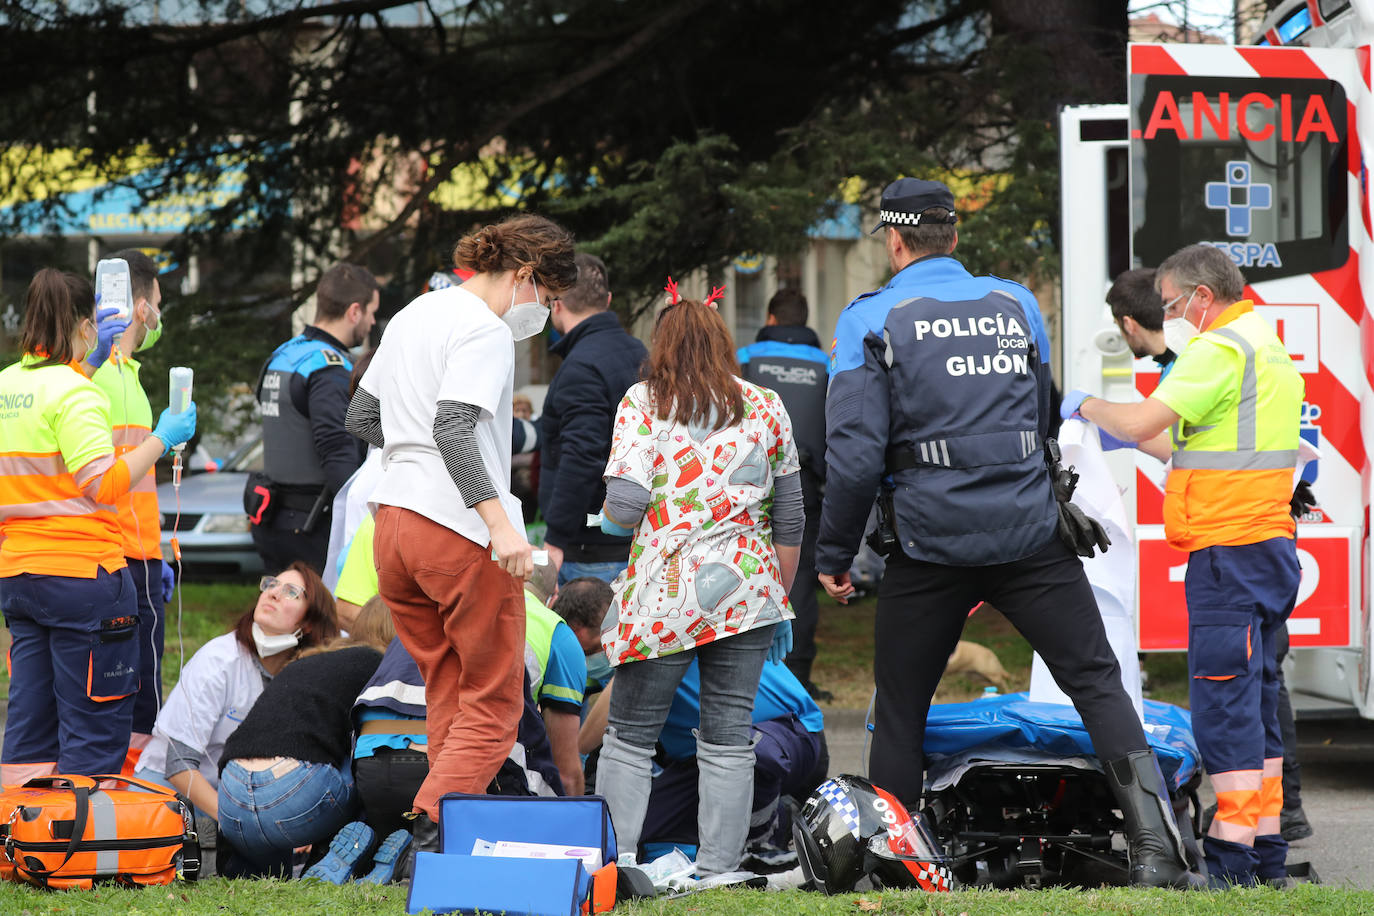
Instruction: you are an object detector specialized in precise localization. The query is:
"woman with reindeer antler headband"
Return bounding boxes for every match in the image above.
[590,278,805,875]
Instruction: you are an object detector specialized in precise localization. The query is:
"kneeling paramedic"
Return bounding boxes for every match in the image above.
[0,269,196,784]
[815,178,1202,889]
[1065,244,1303,887]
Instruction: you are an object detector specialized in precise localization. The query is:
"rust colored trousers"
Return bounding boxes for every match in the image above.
[373,506,525,819]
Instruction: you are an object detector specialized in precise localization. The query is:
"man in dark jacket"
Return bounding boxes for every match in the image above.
[539,253,648,584]
[737,288,831,700]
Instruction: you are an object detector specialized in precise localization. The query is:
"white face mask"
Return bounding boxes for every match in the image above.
[502,276,549,341]
[1160,286,1202,356]
[1162,317,1199,355]
[251,621,303,657]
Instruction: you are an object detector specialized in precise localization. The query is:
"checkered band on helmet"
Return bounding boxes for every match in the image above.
[879,208,957,227]
[817,778,864,839]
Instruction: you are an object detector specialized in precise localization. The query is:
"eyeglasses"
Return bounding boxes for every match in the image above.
[1161,286,1197,317]
[259,576,305,601]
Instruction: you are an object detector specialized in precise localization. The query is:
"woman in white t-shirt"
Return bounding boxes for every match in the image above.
[345,214,576,857]
[135,563,339,825]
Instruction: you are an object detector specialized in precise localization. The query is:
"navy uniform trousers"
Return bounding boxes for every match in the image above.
[870,537,1148,808]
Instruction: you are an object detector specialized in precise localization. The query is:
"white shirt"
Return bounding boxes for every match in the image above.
[139,633,265,791]
[323,447,383,590]
[360,285,524,544]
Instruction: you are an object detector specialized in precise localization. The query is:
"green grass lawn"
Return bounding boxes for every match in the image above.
[0,879,1369,914]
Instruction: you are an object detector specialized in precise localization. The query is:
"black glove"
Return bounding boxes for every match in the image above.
[1290,480,1316,520]
[1057,500,1112,558]
[1045,438,1110,557]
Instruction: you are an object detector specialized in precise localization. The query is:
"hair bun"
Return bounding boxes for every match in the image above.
[453,225,504,273]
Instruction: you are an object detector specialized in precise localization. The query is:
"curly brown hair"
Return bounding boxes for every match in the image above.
[452,214,578,293]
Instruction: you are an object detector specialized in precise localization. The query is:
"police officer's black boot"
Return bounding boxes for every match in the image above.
[1106,751,1207,889]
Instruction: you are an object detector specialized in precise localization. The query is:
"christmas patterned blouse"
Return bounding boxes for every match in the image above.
[602,377,799,666]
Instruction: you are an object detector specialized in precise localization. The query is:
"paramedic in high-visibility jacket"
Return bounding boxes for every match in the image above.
[0,269,196,785]
[816,178,1202,889]
[1066,243,1304,888]
[90,249,170,765]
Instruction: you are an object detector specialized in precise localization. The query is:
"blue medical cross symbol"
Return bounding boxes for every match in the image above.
[1205,160,1272,237]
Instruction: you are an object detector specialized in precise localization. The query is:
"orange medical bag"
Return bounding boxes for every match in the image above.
[0,774,200,889]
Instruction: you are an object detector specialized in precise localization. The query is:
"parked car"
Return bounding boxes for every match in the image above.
[157,435,262,579]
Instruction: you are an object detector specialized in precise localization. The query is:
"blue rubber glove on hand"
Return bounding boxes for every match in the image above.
[160,561,176,603]
[1060,389,1093,421]
[83,305,130,370]
[768,619,793,665]
[152,402,197,455]
[1098,428,1136,451]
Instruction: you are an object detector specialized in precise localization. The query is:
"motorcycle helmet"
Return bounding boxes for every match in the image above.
[793,774,956,894]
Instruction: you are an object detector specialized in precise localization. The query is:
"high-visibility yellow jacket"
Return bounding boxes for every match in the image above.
[0,355,129,578]
[1153,300,1304,553]
[92,354,161,560]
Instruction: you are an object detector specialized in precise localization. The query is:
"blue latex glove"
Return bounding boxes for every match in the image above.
[151,402,197,455]
[1060,388,1093,421]
[83,305,130,370]
[768,619,793,665]
[1098,428,1136,451]
[160,561,176,603]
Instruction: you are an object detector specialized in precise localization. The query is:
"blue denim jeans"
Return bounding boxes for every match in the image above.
[558,560,626,587]
[217,759,356,872]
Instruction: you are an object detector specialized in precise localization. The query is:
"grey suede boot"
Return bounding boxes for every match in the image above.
[598,727,655,861]
[694,735,757,876]
[1106,750,1207,889]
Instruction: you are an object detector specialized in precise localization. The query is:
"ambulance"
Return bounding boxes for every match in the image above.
[1060,0,1374,717]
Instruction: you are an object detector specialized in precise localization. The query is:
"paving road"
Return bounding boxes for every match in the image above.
[821,707,1374,888]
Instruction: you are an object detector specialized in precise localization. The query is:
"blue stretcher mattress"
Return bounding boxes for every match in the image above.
[921,693,1200,790]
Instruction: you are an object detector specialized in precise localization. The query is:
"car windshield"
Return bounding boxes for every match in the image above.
[221,436,264,473]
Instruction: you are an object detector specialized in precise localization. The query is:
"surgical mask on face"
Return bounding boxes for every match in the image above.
[251,621,303,657]
[502,276,549,341]
[136,303,163,352]
[1162,316,1200,355]
[585,651,612,683]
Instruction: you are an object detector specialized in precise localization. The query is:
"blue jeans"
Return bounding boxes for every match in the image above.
[558,560,626,587]
[217,760,356,872]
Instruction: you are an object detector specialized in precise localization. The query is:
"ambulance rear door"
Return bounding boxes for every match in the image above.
[1128,41,1371,713]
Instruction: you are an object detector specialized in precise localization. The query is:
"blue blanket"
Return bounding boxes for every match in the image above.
[922,693,1200,790]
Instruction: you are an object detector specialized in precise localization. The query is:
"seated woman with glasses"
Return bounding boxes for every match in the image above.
[135,562,339,867]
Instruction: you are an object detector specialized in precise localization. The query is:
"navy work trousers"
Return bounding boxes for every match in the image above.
[1186,537,1299,884]
[1,568,138,779]
[126,558,166,735]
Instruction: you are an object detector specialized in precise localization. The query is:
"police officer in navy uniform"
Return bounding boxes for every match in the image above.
[737,288,831,700]
[249,263,379,573]
[815,178,1202,888]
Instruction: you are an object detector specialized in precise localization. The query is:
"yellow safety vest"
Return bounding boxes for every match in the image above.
[92,354,161,560]
[1162,304,1304,552]
[0,355,126,577]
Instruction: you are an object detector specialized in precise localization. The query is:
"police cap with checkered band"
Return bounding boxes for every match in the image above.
[870,178,958,234]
